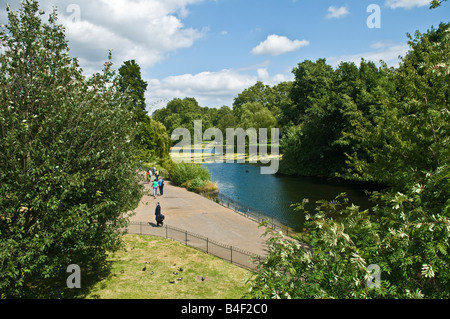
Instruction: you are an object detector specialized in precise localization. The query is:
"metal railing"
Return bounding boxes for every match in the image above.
[201,192,299,237]
[126,221,262,271]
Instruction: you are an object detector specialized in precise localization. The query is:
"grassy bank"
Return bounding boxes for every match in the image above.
[84,235,251,299]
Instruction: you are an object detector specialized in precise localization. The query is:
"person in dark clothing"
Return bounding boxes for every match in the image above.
[158,177,164,196]
[155,202,164,227]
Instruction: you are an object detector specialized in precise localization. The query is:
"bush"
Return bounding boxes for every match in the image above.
[170,162,211,186]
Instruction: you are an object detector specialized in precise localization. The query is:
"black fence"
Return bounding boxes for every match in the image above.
[126,221,262,271]
[202,192,299,237]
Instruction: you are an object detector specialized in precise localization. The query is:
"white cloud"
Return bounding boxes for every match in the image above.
[326,6,350,19]
[0,0,207,74]
[251,34,310,56]
[146,68,292,110]
[385,0,431,9]
[327,42,410,67]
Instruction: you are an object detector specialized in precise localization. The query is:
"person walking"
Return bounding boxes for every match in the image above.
[158,177,164,196]
[155,202,164,227]
[152,179,158,198]
[147,169,152,184]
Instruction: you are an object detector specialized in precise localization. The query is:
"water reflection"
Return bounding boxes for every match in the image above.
[202,162,374,231]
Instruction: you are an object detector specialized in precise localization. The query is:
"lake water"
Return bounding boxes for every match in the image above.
[202,162,375,232]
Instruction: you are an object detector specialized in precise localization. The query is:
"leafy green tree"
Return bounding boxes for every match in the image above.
[344,23,450,192]
[117,60,170,161]
[233,81,289,125]
[238,102,277,133]
[279,58,393,177]
[271,81,295,128]
[214,106,237,133]
[249,24,450,300]
[233,81,272,120]
[153,97,210,144]
[280,59,342,176]
[118,59,148,113]
[0,1,142,298]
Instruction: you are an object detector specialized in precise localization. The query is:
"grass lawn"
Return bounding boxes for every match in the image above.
[84,234,253,299]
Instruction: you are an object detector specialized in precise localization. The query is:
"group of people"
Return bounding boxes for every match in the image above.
[147,168,165,198]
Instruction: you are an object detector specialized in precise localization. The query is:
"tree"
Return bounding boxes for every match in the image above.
[153,97,210,144]
[344,23,450,191]
[238,102,277,133]
[118,59,148,113]
[248,24,450,299]
[214,106,237,134]
[0,1,142,298]
[280,59,343,176]
[279,58,394,177]
[117,60,170,161]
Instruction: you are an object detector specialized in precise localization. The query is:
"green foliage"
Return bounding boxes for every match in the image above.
[0,1,142,298]
[238,102,277,140]
[118,59,148,113]
[153,98,210,142]
[279,58,393,177]
[248,23,450,299]
[430,0,448,9]
[117,60,170,162]
[169,162,211,187]
[187,177,208,192]
[214,106,238,134]
[249,190,450,299]
[343,23,450,191]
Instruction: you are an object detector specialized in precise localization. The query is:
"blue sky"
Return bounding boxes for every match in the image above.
[0,0,448,111]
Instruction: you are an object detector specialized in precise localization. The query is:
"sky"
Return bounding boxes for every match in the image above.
[0,0,448,113]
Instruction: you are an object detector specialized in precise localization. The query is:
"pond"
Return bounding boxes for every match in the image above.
[202,162,377,232]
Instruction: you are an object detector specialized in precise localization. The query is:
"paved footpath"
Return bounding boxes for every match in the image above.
[129,179,270,257]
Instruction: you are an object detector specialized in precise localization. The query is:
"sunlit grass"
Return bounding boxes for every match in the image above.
[84,235,253,299]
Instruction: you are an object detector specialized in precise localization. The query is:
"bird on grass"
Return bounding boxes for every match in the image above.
[201,277,205,282]
[142,267,146,271]
[177,278,183,281]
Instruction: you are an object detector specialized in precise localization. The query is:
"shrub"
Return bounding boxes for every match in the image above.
[170,162,211,186]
